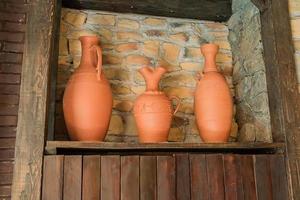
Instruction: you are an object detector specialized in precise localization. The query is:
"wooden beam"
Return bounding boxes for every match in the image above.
[45,141,285,154]
[258,0,300,198]
[11,0,61,199]
[62,0,232,22]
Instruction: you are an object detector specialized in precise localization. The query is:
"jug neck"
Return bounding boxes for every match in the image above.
[139,67,167,91]
[201,43,219,73]
[79,36,99,70]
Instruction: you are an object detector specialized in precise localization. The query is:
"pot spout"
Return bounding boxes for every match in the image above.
[139,66,167,91]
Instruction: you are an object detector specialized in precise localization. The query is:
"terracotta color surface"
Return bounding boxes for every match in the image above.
[63,36,113,141]
[133,67,180,143]
[194,44,233,142]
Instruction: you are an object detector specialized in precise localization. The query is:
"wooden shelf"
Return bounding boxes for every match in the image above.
[45,141,285,155]
[62,0,232,22]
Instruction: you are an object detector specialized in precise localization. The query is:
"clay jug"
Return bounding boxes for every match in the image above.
[63,36,113,141]
[133,67,180,143]
[194,44,233,143]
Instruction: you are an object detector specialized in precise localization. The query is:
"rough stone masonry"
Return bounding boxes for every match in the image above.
[56,8,237,143]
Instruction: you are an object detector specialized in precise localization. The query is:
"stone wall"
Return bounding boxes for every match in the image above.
[289,0,300,93]
[228,0,272,142]
[56,8,237,142]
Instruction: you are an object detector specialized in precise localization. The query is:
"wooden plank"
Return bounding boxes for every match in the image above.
[189,154,208,200]
[82,155,101,200]
[240,156,257,200]
[63,156,82,200]
[45,141,285,154]
[42,156,64,200]
[176,154,190,200]
[0,149,14,161]
[62,0,232,22]
[157,155,176,200]
[140,156,156,200]
[254,155,273,200]
[223,155,243,200]
[121,156,139,200]
[206,154,224,199]
[257,0,300,198]
[270,155,289,200]
[47,0,61,141]
[11,0,61,199]
[101,155,120,200]
[0,185,11,198]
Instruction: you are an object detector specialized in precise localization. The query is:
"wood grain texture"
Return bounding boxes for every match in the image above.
[47,0,62,141]
[223,155,243,200]
[121,156,139,200]
[140,156,156,200]
[270,155,289,200]
[157,155,176,200]
[189,154,208,200]
[240,156,257,200]
[254,155,273,200]
[62,0,232,22]
[42,156,64,200]
[101,156,121,200]
[257,0,300,198]
[206,154,224,199]
[45,141,285,154]
[82,155,101,200]
[63,156,82,200]
[176,154,190,200]
[11,0,61,199]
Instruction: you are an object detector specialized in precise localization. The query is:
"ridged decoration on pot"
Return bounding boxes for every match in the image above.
[133,67,181,143]
[194,44,233,143]
[63,36,113,141]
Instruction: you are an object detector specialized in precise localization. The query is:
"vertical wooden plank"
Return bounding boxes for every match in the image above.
[82,155,100,200]
[176,154,190,200]
[256,0,300,197]
[206,154,224,199]
[47,0,62,141]
[157,155,176,200]
[270,155,289,200]
[63,156,82,200]
[101,155,120,200]
[240,155,257,200]
[42,156,64,200]
[121,156,139,200]
[11,0,61,199]
[140,156,156,200]
[189,154,208,200]
[254,155,273,200]
[223,155,244,200]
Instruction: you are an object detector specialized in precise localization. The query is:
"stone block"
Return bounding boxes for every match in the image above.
[163,43,181,63]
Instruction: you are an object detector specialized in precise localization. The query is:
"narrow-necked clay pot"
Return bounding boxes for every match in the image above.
[133,67,181,143]
[194,44,233,143]
[63,36,113,141]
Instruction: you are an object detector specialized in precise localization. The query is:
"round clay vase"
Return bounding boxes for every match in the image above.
[194,44,233,143]
[63,36,113,141]
[133,67,181,143]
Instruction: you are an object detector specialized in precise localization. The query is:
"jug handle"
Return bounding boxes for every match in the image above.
[169,96,181,115]
[93,45,102,81]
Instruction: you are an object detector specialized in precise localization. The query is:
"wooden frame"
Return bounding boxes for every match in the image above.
[11,0,61,199]
[10,0,300,199]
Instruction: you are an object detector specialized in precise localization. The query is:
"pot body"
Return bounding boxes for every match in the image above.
[194,43,233,143]
[195,72,232,142]
[134,92,173,143]
[63,36,112,141]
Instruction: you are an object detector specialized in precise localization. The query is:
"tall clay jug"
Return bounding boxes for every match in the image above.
[63,36,113,141]
[133,67,180,143]
[194,44,233,143]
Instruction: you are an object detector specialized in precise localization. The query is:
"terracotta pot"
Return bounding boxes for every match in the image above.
[194,44,233,143]
[133,67,180,143]
[63,36,113,141]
